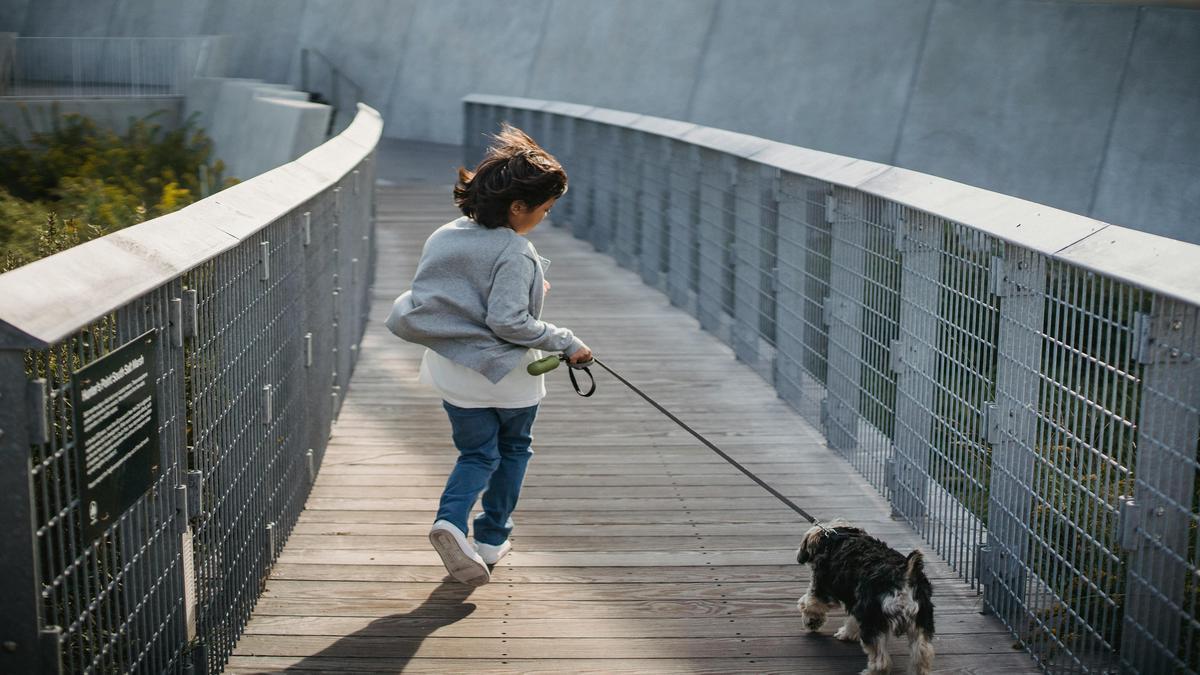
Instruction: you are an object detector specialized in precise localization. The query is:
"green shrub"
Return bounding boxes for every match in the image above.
[0,108,237,272]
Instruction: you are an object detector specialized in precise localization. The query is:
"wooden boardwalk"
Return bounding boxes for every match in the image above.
[227,180,1037,673]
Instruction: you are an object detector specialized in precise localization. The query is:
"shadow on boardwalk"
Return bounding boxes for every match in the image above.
[288,580,479,671]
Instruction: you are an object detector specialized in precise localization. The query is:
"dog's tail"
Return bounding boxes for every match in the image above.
[906,550,936,638]
[905,550,924,581]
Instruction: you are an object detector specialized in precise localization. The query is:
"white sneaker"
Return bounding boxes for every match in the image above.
[475,539,512,565]
[429,520,490,586]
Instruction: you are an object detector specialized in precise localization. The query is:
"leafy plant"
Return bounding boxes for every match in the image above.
[0,107,237,272]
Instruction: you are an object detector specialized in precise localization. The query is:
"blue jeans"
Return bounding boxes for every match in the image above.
[436,401,538,546]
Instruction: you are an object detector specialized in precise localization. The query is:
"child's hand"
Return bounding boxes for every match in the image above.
[568,346,593,364]
[543,279,551,294]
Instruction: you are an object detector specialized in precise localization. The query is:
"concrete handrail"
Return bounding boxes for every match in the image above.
[465,93,1200,306]
[0,103,383,349]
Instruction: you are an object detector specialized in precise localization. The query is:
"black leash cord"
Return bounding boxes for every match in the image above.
[591,357,819,525]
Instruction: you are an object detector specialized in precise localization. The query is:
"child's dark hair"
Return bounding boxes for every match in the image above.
[454,123,568,229]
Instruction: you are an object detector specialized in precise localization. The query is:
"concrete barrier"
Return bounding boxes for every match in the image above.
[0,97,182,143]
[185,77,329,180]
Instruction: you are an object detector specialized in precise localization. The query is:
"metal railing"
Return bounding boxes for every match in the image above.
[463,94,1200,674]
[0,36,229,98]
[0,103,381,674]
[300,47,365,136]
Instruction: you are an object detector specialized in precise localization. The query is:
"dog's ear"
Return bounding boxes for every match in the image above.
[796,524,822,564]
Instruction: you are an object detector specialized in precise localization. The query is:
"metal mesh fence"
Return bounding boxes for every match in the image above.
[1,37,226,98]
[0,110,378,673]
[464,96,1200,675]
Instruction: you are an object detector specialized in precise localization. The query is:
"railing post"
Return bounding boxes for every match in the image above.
[982,245,1045,623]
[637,133,668,291]
[665,142,699,315]
[773,173,823,426]
[1120,299,1199,673]
[552,114,579,230]
[696,149,735,345]
[732,159,778,383]
[571,120,598,242]
[888,209,943,524]
[0,350,47,674]
[822,187,868,451]
[613,127,642,271]
[590,124,619,253]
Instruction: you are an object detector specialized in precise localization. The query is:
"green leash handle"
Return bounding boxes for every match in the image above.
[527,353,595,375]
[527,354,564,375]
[527,353,597,397]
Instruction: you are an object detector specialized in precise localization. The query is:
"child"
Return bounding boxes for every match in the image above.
[385,124,591,586]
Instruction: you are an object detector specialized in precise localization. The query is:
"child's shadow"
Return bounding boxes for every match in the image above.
[288,580,478,671]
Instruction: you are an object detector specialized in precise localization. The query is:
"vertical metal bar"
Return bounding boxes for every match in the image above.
[822,187,868,451]
[665,142,699,315]
[983,246,1045,624]
[637,133,664,290]
[613,128,641,271]
[890,208,943,527]
[732,159,776,382]
[1121,300,1199,673]
[0,350,46,674]
[774,173,822,426]
[591,125,618,253]
[696,150,734,345]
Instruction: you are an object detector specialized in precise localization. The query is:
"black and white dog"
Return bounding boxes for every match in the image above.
[796,519,935,675]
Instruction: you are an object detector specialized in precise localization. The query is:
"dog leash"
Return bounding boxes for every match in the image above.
[528,353,820,525]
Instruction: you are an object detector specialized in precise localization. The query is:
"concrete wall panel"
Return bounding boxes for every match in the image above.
[238,96,330,178]
[201,0,309,83]
[895,0,1136,215]
[0,0,30,32]
[1091,8,1200,242]
[108,0,211,36]
[384,0,546,143]
[295,0,420,115]
[528,0,716,122]
[690,0,931,162]
[0,97,181,142]
[11,0,120,36]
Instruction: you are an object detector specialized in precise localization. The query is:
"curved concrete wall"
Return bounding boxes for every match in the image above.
[2,0,1197,243]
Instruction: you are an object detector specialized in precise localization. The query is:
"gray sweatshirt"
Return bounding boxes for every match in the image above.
[385,217,586,383]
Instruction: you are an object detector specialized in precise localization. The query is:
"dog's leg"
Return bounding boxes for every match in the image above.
[797,591,834,632]
[907,628,934,675]
[834,615,860,642]
[860,635,891,675]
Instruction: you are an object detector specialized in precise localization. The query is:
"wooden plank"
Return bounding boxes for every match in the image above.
[258,579,977,603]
[241,614,1010,639]
[233,633,1020,659]
[225,654,1037,674]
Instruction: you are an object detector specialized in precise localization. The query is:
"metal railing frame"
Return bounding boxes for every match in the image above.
[0,36,229,99]
[463,94,1200,675]
[299,47,365,137]
[0,103,381,674]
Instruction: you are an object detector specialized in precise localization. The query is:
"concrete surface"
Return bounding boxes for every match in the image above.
[1090,7,1200,242]
[0,97,182,143]
[187,78,330,181]
[237,96,331,179]
[689,0,931,163]
[2,0,1198,242]
[894,0,1136,216]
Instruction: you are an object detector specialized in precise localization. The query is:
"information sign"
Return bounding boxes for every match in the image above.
[70,330,161,539]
